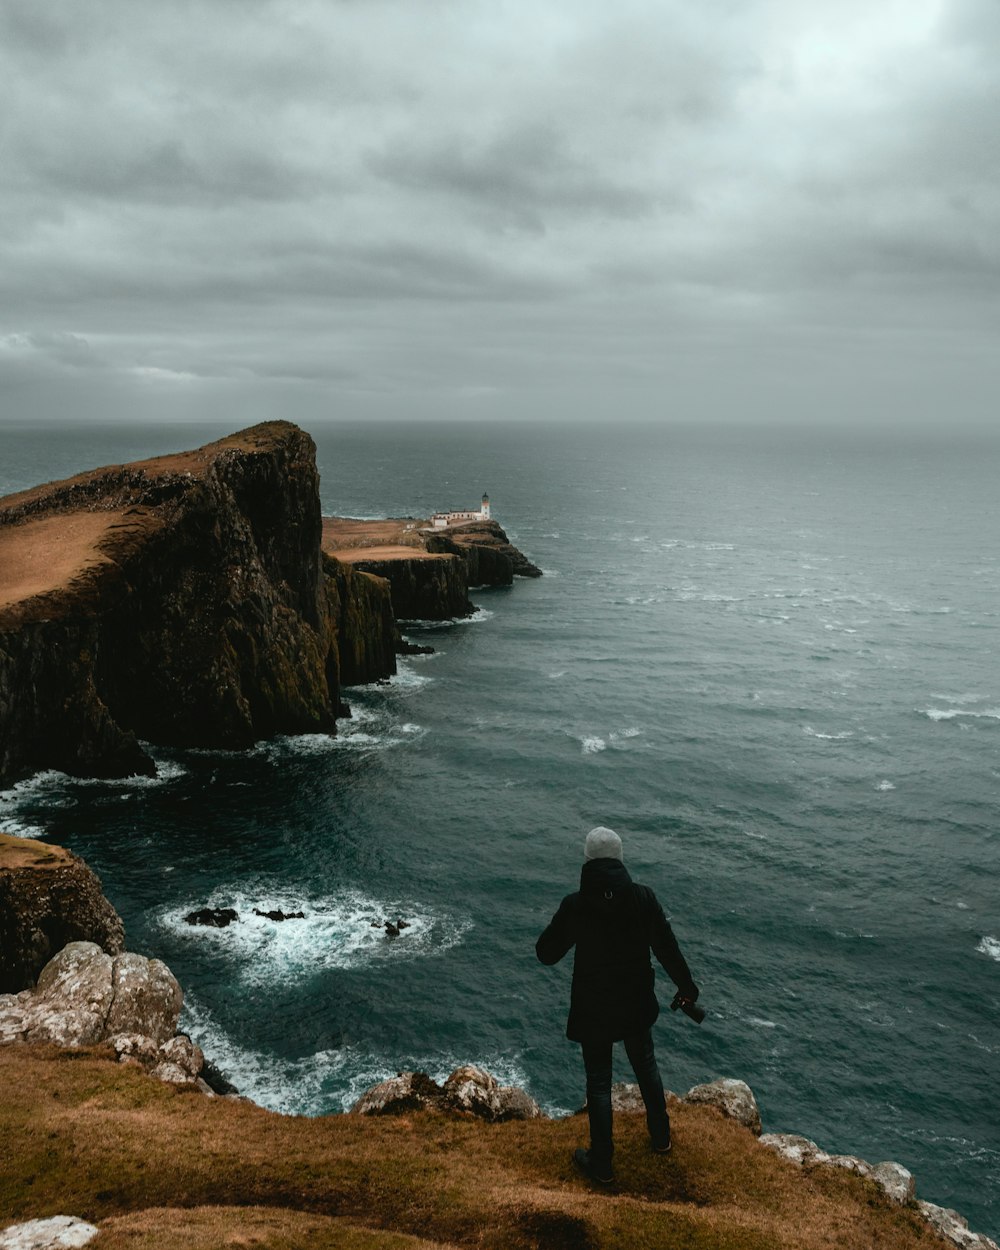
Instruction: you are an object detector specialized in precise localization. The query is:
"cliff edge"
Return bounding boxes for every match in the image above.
[0,423,396,787]
[0,834,125,994]
[322,514,540,622]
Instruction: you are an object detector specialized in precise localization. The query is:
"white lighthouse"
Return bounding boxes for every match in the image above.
[481,493,490,520]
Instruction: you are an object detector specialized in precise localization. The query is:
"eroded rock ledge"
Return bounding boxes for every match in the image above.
[0,834,125,994]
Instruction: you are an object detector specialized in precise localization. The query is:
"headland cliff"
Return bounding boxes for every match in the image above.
[0,424,541,789]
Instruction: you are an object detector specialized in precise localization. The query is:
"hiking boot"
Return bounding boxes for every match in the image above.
[652,1137,672,1155]
[573,1147,613,1185]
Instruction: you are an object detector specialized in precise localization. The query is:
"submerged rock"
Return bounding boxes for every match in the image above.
[252,908,305,922]
[185,908,239,928]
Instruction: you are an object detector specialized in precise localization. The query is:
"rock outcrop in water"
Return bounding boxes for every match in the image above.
[0,834,125,994]
[0,423,398,786]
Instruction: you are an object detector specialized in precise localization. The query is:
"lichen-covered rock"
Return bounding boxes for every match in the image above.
[684,1078,762,1136]
[0,941,181,1048]
[579,1082,678,1116]
[759,1133,830,1165]
[351,1065,542,1121]
[917,1201,1000,1250]
[157,1035,204,1080]
[349,1071,444,1116]
[441,1064,542,1122]
[760,1134,916,1207]
[109,1032,161,1068]
[0,835,125,994]
[871,1161,915,1204]
[0,1216,98,1249]
[105,952,182,1043]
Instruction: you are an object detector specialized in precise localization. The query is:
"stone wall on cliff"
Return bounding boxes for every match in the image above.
[0,423,397,786]
[0,835,125,994]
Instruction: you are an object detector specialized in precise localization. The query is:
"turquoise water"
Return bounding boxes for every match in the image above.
[1,420,998,1236]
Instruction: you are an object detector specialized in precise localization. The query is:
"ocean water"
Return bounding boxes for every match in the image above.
[1,419,998,1237]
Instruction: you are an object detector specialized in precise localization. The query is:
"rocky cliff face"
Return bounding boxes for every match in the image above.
[0,835,125,994]
[0,423,397,786]
[348,552,474,621]
[432,519,543,582]
[323,556,397,687]
[322,516,541,622]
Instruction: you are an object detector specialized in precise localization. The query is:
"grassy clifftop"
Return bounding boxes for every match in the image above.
[1,1046,953,1250]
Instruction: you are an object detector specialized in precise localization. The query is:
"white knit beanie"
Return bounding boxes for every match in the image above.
[584,826,623,861]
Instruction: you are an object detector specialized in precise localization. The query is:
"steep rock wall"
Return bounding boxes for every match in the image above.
[324,555,397,687]
[349,553,474,622]
[0,835,125,994]
[0,424,355,785]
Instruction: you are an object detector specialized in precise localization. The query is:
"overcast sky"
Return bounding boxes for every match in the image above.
[1,0,997,428]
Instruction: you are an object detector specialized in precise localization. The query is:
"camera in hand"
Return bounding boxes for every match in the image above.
[670,990,706,1024]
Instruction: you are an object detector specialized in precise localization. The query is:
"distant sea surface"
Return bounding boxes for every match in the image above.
[1,419,998,1237]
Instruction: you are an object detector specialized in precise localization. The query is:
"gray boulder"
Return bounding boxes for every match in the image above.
[350,1071,443,1116]
[441,1064,542,1122]
[0,1217,98,1249]
[0,942,181,1049]
[917,1201,1000,1250]
[111,1032,205,1086]
[870,1161,916,1204]
[759,1132,830,1166]
[351,1065,542,1122]
[760,1134,916,1206]
[684,1078,762,1135]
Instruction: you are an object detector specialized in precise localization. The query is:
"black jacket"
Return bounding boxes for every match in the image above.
[535,858,698,1044]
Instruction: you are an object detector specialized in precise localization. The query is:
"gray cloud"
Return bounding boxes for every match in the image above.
[0,0,997,426]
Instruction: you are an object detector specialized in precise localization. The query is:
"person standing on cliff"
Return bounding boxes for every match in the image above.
[535,825,700,1185]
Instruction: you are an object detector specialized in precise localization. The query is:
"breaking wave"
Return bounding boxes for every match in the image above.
[976,937,1000,963]
[158,882,472,987]
[182,993,548,1116]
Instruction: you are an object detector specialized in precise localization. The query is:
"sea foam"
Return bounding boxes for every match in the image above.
[976,937,1000,962]
[181,993,548,1116]
[158,883,472,987]
[922,707,1000,723]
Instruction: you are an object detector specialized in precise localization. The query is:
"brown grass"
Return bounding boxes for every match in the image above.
[0,833,74,871]
[0,1046,953,1250]
[0,511,127,611]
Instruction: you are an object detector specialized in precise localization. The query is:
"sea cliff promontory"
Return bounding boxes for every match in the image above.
[0,424,542,789]
[0,423,399,787]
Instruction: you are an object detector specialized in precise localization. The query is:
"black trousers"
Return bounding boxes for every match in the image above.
[581,1028,670,1170]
